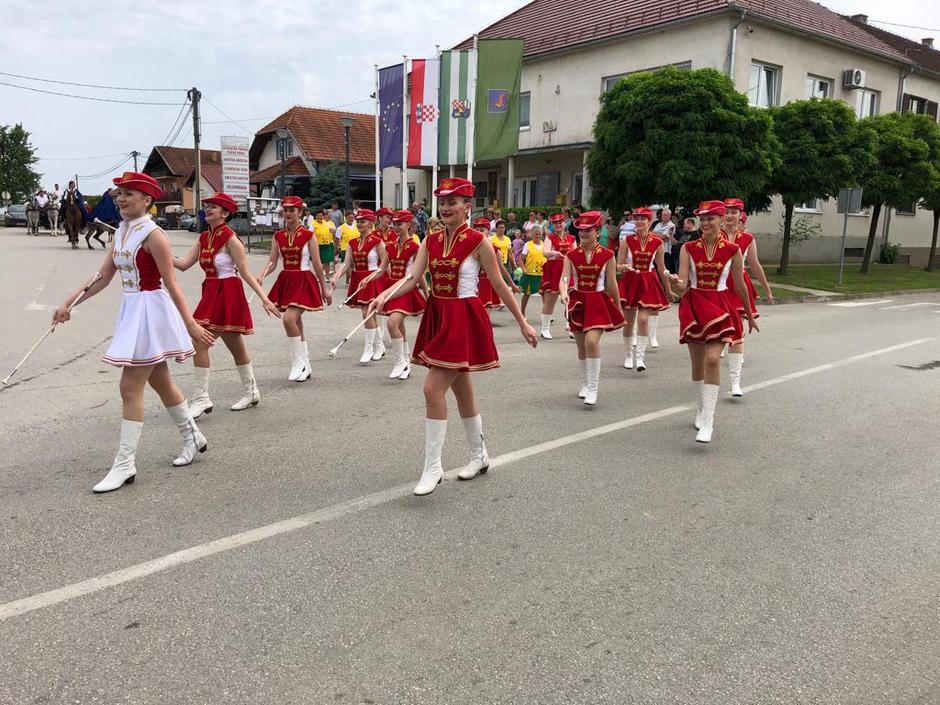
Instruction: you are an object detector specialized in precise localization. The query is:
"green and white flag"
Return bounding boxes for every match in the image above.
[474,38,524,163]
[438,49,476,166]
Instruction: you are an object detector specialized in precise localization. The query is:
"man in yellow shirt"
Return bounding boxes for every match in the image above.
[312,208,338,276]
[337,210,359,284]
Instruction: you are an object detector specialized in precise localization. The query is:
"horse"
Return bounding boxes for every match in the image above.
[25,197,41,235]
[45,195,60,236]
[84,190,119,249]
[62,190,84,249]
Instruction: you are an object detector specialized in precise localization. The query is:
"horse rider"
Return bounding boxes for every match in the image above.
[60,180,87,249]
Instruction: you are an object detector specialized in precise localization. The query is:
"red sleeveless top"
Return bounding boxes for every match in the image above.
[549,233,576,256]
[426,224,485,299]
[275,227,314,271]
[625,233,663,272]
[687,238,738,291]
[349,233,382,273]
[198,224,234,277]
[723,229,754,261]
[387,238,420,282]
[567,245,614,291]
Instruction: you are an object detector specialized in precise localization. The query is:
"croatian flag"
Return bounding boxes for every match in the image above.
[407,58,440,167]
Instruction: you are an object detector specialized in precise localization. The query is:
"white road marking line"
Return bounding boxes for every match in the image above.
[828,299,892,307]
[0,338,931,623]
[881,302,934,310]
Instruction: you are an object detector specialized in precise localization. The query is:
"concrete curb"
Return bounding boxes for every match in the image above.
[757,287,940,305]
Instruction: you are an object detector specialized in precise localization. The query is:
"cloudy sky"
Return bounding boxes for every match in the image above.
[2,0,938,197]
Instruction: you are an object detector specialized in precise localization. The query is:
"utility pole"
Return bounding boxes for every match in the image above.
[188,87,202,220]
[130,150,140,171]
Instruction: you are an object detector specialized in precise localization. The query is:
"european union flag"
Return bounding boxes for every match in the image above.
[487,89,510,113]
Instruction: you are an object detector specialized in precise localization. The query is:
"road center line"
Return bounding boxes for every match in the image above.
[828,299,892,308]
[0,338,930,623]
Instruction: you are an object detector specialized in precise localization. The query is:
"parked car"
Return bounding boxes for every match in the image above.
[4,203,27,226]
[154,215,168,229]
[179,213,196,231]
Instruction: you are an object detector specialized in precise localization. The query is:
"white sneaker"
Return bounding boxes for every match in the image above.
[414,419,447,496]
[188,366,213,418]
[167,402,207,466]
[457,415,489,480]
[230,363,260,410]
[93,419,142,493]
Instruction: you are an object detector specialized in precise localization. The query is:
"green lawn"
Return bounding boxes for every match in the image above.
[769,264,940,294]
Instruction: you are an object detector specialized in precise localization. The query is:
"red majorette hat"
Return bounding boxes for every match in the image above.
[112,171,164,200]
[376,207,395,218]
[632,207,654,220]
[433,177,475,198]
[355,208,376,221]
[549,212,565,223]
[203,192,238,214]
[694,200,727,216]
[393,209,414,223]
[472,217,491,228]
[575,211,604,230]
[723,198,745,211]
[281,196,304,210]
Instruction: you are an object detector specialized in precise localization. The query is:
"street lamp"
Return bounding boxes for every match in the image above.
[275,127,290,197]
[340,116,354,210]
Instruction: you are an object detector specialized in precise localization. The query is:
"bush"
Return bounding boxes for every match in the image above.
[776,214,820,248]
[879,241,901,264]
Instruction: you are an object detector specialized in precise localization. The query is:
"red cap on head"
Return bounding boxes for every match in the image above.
[472,217,491,228]
[724,198,745,211]
[376,207,395,218]
[575,211,604,230]
[202,191,238,215]
[280,196,304,210]
[549,213,565,223]
[112,171,164,200]
[694,200,727,217]
[355,208,376,221]
[632,207,653,220]
[433,177,475,198]
[392,209,413,223]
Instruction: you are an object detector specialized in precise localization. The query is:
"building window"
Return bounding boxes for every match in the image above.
[855,89,879,118]
[795,199,821,212]
[748,62,780,107]
[602,62,691,93]
[902,93,938,119]
[895,202,917,215]
[514,177,537,207]
[571,173,583,206]
[519,92,530,129]
[806,75,832,99]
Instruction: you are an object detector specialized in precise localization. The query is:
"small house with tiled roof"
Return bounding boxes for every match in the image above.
[142,146,222,216]
[249,106,377,207]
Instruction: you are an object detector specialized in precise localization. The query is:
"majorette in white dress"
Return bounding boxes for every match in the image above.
[103,215,195,366]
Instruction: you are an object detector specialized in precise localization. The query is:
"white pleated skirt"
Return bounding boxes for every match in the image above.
[103,289,195,367]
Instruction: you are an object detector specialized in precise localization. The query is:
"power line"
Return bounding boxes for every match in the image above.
[77,154,134,180]
[198,98,373,128]
[204,96,254,135]
[0,70,186,92]
[869,19,940,33]
[167,106,193,146]
[158,101,192,146]
[0,80,187,105]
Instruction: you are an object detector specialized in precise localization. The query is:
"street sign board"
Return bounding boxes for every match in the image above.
[837,188,863,214]
[221,135,251,206]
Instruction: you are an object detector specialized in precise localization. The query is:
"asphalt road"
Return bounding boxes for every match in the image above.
[1,227,939,705]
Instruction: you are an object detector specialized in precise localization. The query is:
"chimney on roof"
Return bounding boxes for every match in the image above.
[923,37,935,49]
[850,14,868,24]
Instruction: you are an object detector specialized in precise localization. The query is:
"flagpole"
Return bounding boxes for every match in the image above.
[374,64,381,209]
[431,45,441,219]
[401,55,409,210]
[466,35,478,209]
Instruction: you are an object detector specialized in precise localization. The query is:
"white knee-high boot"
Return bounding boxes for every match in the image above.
[414,419,447,496]
[389,338,407,378]
[167,402,207,466]
[728,352,744,397]
[695,384,719,443]
[584,358,601,405]
[231,362,261,410]
[457,415,489,480]
[93,419,143,493]
[648,316,660,348]
[188,366,213,418]
[360,328,376,364]
[623,335,635,369]
[635,335,649,372]
[295,340,311,382]
[540,313,553,339]
[372,326,387,361]
[578,358,588,398]
[287,336,305,381]
[693,379,705,429]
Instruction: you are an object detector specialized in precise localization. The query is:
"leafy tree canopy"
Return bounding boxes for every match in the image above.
[0,124,42,202]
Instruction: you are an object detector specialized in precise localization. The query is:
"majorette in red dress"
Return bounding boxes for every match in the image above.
[411,224,500,372]
[678,238,744,345]
[618,233,670,310]
[722,229,760,319]
[477,241,505,308]
[383,237,427,315]
[267,227,324,312]
[565,245,626,332]
[540,232,576,293]
[192,224,253,334]
[346,232,386,307]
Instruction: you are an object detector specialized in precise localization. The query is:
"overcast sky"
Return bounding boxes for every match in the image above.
[1,0,938,197]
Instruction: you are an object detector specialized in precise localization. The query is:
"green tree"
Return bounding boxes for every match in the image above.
[308,161,344,210]
[0,123,41,202]
[767,99,874,274]
[857,112,940,273]
[921,185,940,271]
[587,67,779,212]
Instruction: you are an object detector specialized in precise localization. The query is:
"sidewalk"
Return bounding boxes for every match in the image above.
[767,280,838,296]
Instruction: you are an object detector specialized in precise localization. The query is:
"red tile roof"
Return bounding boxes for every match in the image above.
[249,156,310,184]
[147,146,221,177]
[456,0,909,63]
[184,163,223,191]
[254,106,375,165]
[846,17,940,75]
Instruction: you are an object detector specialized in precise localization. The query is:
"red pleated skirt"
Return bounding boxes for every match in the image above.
[411,296,500,372]
[726,270,760,319]
[567,290,625,333]
[539,258,564,294]
[267,270,323,312]
[194,277,253,334]
[618,270,647,308]
[477,273,502,308]
[679,288,743,345]
[623,270,669,310]
[346,270,385,308]
[383,279,427,316]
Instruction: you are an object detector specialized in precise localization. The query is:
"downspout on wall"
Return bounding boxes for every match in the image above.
[726,6,748,78]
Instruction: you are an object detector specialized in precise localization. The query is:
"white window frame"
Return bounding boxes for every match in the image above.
[519,92,531,130]
[855,89,879,118]
[794,198,822,213]
[895,202,917,216]
[748,61,781,108]
[806,74,832,99]
[602,61,692,94]
[513,176,537,208]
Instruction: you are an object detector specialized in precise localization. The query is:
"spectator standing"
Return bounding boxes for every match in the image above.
[329,201,343,229]
[619,209,635,240]
[654,207,677,272]
[504,211,521,240]
[522,211,537,234]
[413,202,429,240]
[599,217,613,248]
[677,217,701,247]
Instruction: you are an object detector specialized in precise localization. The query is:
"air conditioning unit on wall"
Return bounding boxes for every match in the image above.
[542,120,557,133]
[842,68,866,89]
